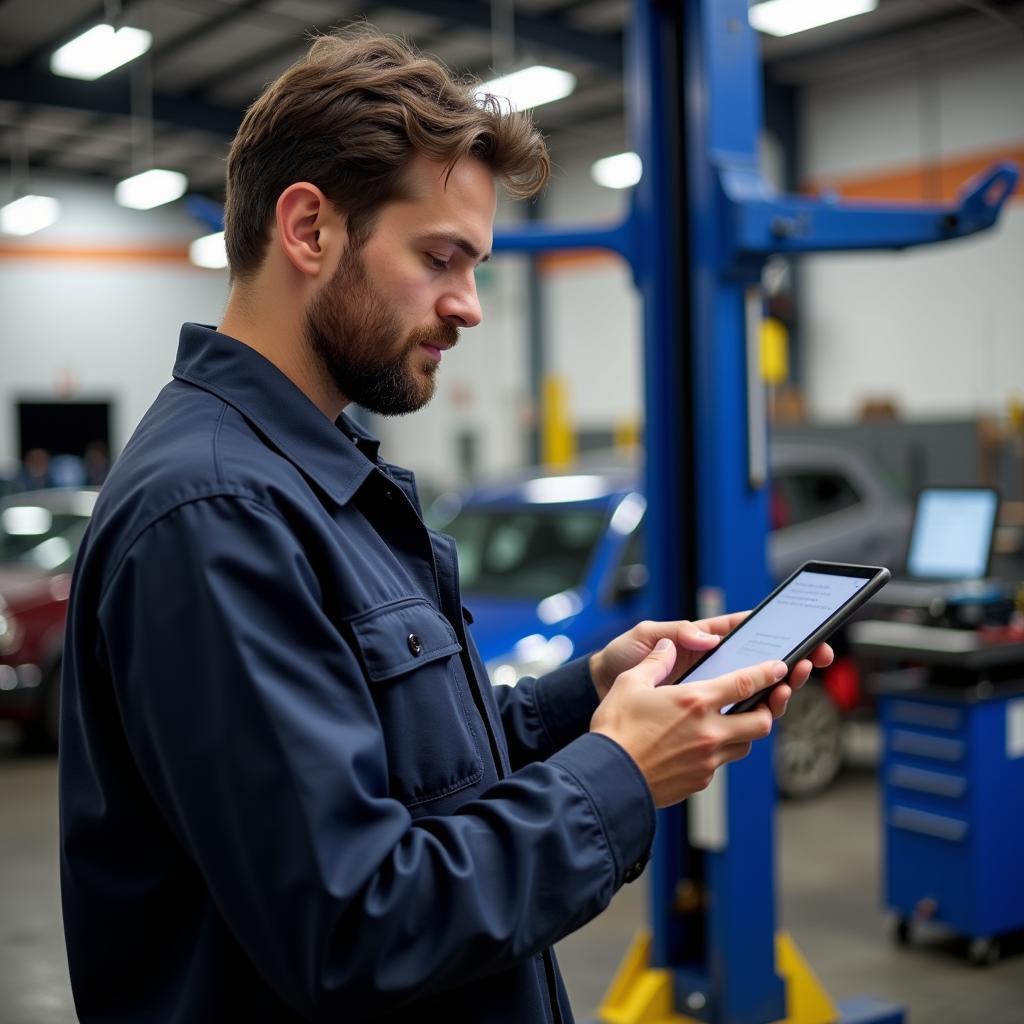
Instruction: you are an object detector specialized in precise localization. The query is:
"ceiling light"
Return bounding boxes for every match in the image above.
[0,194,60,236]
[51,24,152,80]
[189,231,227,270]
[748,0,878,37]
[591,152,642,190]
[115,169,188,210]
[478,65,576,112]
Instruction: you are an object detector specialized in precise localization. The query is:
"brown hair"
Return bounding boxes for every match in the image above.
[224,27,550,279]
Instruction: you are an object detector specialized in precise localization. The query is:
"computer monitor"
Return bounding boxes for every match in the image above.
[905,486,1000,581]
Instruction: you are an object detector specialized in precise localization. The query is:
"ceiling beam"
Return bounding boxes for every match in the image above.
[379,0,623,69]
[0,67,242,136]
[183,0,623,99]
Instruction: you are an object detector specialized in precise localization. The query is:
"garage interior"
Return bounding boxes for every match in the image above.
[1,1,1023,1022]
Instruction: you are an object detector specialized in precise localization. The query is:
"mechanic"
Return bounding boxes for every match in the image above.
[59,28,830,1024]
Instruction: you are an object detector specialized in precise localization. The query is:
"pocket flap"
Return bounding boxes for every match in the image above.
[348,598,462,682]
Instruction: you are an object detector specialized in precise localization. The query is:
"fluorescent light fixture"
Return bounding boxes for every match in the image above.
[591,151,642,190]
[189,230,227,270]
[115,169,188,210]
[748,0,878,37]
[478,65,576,112]
[0,194,60,236]
[51,24,152,80]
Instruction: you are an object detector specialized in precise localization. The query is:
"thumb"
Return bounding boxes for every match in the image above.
[630,637,678,689]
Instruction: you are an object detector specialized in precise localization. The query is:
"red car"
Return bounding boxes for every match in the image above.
[0,488,96,750]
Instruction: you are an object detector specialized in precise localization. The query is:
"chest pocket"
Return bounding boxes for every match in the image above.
[348,597,483,807]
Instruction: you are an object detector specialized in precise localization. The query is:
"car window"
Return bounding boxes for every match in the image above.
[0,507,90,571]
[445,507,607,599]
[772,471,861,530]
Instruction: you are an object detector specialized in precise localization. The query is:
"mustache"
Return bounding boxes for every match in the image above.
[408,322,459,351]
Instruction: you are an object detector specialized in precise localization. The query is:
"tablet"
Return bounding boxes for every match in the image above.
[677,561,890,714]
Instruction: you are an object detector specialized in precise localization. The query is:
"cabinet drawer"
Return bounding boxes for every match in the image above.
[888,728,965,763]
[887,764,968,800]
[888,700,963,732]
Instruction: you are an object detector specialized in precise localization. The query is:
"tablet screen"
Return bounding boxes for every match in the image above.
[683,570,869,701]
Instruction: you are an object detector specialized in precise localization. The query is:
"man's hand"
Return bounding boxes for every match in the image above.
[588,613,833,719]
[590,640,788,808]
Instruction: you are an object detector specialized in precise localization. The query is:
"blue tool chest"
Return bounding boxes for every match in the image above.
[879,684,1024,958]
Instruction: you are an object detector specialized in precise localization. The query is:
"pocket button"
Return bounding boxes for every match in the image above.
[407,633,423,656]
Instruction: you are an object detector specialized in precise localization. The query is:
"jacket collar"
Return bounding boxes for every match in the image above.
[172,323,379,506]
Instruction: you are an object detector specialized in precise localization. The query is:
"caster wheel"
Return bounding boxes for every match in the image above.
[968,937,1000,966]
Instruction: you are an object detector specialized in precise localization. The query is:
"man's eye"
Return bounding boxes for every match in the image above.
[427,254,449,271]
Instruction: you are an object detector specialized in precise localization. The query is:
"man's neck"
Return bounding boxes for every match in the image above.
[219,286,348,421]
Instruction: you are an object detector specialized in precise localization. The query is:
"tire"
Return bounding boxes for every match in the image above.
[774,682,843,799]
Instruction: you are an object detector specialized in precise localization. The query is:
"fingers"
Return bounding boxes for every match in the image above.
[810,642,834,669]
[695,610,750,637]
[765,683,792,719]
[634,619,722,652]
[622,636,678,689]
[700,659,788,712]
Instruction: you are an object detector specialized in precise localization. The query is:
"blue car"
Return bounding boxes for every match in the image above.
[429,469,649,686]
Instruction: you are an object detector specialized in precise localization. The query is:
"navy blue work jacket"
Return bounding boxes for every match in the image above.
[59,324,654,1024]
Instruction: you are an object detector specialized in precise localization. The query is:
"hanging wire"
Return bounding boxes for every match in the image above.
[9,127,28,200]
[130,50,155,175]
[490,0,515,75]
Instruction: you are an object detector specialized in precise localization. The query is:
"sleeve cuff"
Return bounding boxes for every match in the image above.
[533,656,601,750]
[549,732,655,887]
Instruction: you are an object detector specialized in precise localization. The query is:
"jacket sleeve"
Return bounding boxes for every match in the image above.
[491,658,602,769]
[99,494,654,1021]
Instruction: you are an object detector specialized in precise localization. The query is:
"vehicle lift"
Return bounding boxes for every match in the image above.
[188,3,1018,1020]
[490,2,1019,1023]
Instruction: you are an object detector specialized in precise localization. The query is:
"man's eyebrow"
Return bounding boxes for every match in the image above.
[426,232,491,263]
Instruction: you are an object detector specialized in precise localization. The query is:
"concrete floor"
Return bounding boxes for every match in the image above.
[1,723,1021,1023]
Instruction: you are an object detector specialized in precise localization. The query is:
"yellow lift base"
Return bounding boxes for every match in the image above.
[594,929,899,1024]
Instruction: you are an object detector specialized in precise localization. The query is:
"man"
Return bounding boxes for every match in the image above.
[60,29,829,1024]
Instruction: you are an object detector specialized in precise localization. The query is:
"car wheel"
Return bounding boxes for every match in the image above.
[774,682,842,799]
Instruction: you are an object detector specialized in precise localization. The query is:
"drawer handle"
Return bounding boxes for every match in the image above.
[888,765,967,798]
[889,701,962,731]
[890,806,969,842]
[889,731,964,762]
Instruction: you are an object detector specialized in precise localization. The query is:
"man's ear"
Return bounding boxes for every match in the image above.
[274,182,344,277]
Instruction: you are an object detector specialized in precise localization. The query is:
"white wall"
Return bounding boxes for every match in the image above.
[798,42,1024,421]
[0,176,229,459]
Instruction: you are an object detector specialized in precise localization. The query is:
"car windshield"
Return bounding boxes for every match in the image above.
[0,504,90,571]
[445,506,607,599]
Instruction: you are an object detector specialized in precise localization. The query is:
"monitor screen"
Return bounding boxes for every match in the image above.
[906,488,998,580]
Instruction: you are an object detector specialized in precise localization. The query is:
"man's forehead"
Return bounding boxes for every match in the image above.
[388,157,496,250]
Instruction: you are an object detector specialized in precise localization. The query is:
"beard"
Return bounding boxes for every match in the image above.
[304,247,458,417]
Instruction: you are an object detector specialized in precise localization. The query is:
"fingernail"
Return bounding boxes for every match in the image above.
[655,638,673,653]
[695,630,716,640]
[773,662,788,680]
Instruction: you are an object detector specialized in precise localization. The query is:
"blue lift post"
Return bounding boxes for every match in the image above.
[188,3,1018,1019]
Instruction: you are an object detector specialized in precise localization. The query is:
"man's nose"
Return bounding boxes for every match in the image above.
[437,274,482,329]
